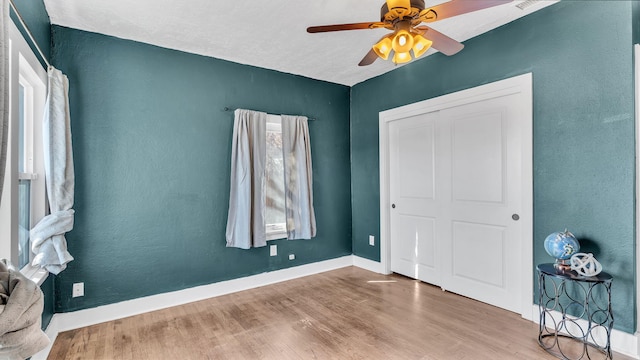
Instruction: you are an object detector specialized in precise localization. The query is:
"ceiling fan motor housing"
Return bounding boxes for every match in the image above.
[381,0,426,22]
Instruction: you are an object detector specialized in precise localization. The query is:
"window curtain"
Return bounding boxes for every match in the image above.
[0,0,8,205]
[225,110,316,249]
[29,67,74,274]
[0,260,49,359]
[226,109,267,249]
[281,115,316,239]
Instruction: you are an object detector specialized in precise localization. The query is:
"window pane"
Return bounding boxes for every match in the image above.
[18,84,25,172]
[18,179,31,268]
[265,127,286,227]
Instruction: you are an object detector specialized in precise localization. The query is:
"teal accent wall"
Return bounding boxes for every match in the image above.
[10,0,50,69]
[50,26,352,312]
[350,1,635,333]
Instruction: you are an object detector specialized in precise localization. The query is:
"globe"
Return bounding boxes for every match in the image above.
[544,229,580,260]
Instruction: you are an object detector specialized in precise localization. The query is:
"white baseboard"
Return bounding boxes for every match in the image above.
[530,305,639,359]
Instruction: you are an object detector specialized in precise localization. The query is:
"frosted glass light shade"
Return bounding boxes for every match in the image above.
[392,30,414,54]
[393,51,411,64]
[412,34,433,58]
[373,36,393,60]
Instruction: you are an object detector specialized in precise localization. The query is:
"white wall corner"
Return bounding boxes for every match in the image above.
[352,255,386,274]
[610,331,639,359]
[616,331,640,360]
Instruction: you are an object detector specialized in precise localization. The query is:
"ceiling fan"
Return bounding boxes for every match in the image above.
[307,0,514,66]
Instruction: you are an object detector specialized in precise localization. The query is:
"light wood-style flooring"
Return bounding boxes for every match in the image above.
[48,266,633,359]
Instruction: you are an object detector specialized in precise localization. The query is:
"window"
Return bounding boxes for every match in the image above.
[0,21,47,275]
[226,110,315,249]
[265,115,286,240]
[18,74,43,269]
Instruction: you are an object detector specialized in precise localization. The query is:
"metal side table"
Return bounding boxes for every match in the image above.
[537,263,613,360]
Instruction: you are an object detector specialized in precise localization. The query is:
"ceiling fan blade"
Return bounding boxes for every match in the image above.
[415,26,464,56]
[358,48,379,66]
[307,22,384,33]
[420,0,514,23]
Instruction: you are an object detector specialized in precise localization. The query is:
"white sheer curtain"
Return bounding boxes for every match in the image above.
[30,67,74,274]
[0,0,9,204]
[281,115,316,239]
[226,109,267,249]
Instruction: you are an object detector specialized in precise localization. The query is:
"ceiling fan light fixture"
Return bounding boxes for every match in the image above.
[309,0,514,67]
[412,34,432,58]
[393,51,412,64]
[392,30,414,54]
[373,36,393,60]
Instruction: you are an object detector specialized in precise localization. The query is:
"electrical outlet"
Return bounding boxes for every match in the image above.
[72,282,84,298]
[270,244,277,256]
[289,254,295,260]
[369,235,375,246]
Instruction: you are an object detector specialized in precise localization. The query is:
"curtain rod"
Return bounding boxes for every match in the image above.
[223,107,316,121]
[8,0,51,68]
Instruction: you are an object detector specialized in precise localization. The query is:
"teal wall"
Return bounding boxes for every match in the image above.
[9,0,54,330]
[50,25,352,312]
[10,0,50,69]
[350,1,635,333]
[634,1,640,45]
[40,275,54,327]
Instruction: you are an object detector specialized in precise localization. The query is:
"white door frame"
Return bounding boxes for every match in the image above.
[635,43,640,336]
[379,73,534,319]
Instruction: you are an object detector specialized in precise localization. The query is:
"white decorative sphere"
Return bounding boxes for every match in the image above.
[570,253,602,276]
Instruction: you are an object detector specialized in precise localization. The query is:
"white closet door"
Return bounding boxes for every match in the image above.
[389,112,441,285]
[438,93,523,313]
[389,92,524,313]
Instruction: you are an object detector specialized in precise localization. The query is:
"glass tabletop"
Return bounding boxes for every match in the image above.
[537,263,612,282]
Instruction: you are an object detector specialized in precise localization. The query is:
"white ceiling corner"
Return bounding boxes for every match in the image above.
[43,0,558,86]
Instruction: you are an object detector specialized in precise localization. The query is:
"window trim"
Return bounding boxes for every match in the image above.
[0,21,48,284]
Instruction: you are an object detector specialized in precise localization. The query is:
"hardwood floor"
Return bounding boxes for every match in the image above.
[48,266,633,360]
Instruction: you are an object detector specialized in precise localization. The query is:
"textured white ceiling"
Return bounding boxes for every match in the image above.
[43,0,557,86]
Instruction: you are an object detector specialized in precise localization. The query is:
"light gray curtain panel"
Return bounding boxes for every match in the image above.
[281,115,316,240]
[226,110,316,249]
[226,109,267,249]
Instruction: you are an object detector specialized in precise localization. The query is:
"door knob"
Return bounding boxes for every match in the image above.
[392,204,396,209]
[512,214,520,221]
